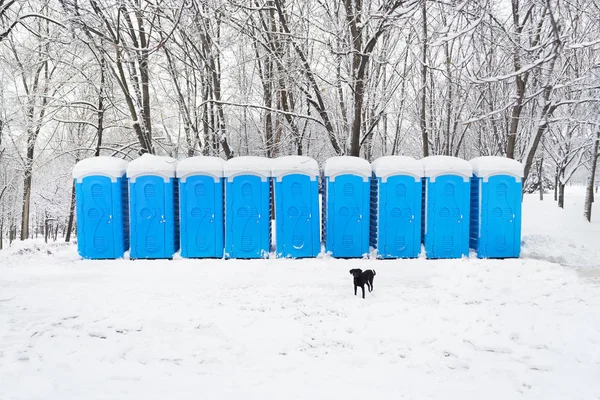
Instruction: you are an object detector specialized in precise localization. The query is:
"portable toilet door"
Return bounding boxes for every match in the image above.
[224,156,272,258]
[127,154,179,259]
[272,156,320,258]
[470,156,524,258]
[323,156,371,258]
[176,156,225,258]
[422,156,472,259]
[73,156,129,259]
[371,156,424,258]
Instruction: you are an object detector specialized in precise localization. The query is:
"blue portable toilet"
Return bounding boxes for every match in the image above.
[73,156,129,259]
[322,156,371,258]
[371,156,424,258]
[469,156,524,258]
[272,156,320,258]
[422,156,472,259]
[176,156,225,258]
[126,154,179,259]
[224,156,272,258]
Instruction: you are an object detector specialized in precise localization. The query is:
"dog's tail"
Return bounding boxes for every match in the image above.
[373,270,376,276]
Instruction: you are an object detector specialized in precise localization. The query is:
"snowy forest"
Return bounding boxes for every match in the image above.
[0,0,599,247]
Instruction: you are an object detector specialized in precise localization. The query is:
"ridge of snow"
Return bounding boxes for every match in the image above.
[72,156,128,182]
[470,156,524,181]
[176,156,225,182]
[371,156,423,182]
[271,156,319,181]
[323,156,371,182]
[224,156,272,180]
[126,154,178,182]
[421,155,472,182]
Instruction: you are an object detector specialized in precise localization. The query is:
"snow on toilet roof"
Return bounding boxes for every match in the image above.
[470,156,524,181]
[371,156,423,181]
[176,156,225,182]
[72,156,128,182]
[271,156,319,181]
[224,156,272,180]
[421,155,472,181]
[323,156,371,181]
[126,153,178,181]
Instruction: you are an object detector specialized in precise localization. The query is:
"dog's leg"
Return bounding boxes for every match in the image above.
[361,285,365,299]
[354,285,357,296]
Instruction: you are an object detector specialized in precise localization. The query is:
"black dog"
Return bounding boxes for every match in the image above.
[349,269,376,299]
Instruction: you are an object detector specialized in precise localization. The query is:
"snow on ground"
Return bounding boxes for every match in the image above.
[1,187,600,399]
[521,186,600,272]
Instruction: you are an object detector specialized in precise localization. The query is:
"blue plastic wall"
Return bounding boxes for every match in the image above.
[75,175,128,259]
[129,176,179,259]
[369,175,378,250]
[424,175,470,258]
[179,176,224,258]
[470,175,522,258]
[372,175,422,258]
[324,175,370,258]
[274,174,319,258]
[225,175,271,258]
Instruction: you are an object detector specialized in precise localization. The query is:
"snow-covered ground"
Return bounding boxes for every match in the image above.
[1,187,599,400]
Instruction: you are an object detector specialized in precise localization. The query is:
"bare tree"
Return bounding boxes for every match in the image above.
[584,131,599,221]
[60,0,184,154]
[6,2,64,240]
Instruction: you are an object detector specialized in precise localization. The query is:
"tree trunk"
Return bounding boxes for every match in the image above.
[554,165,558,201]
[344,0,363,157]
[558,181,565,209]
[44,213,49,244]
[198,11,233,159]
[506,79,525,159]
[539,152,544,201]
[274,0,342,155]
[20,142,34,240]
[443,15,452,156]
[65,179,77,243]
[584,132,599,222]
[420,0,429,157]
[201,78,210,155]
[522,87,558,185]
[94,56,105,157]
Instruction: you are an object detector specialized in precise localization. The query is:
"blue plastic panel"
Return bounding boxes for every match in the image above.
[129,176,179,259]
[75,175,128,259]
[324,175,370,258]
[424,175,470,259]
[469,176,480,252]
[377,175,422,258]
[369,173,378,250]
[476,175,522,258]
[179,176,224,258]
[274,174,319,258]
[225,175,271,258]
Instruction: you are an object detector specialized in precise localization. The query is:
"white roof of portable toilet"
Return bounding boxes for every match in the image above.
[421,155,472,182]
[126,153,178,182]
[271,156,319,181]
[470,156,524,182]
[371,156,423,182]
[176,156,225,182]
[224,156,272,181]
[323,156,371,182]
[72,156,129,182]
